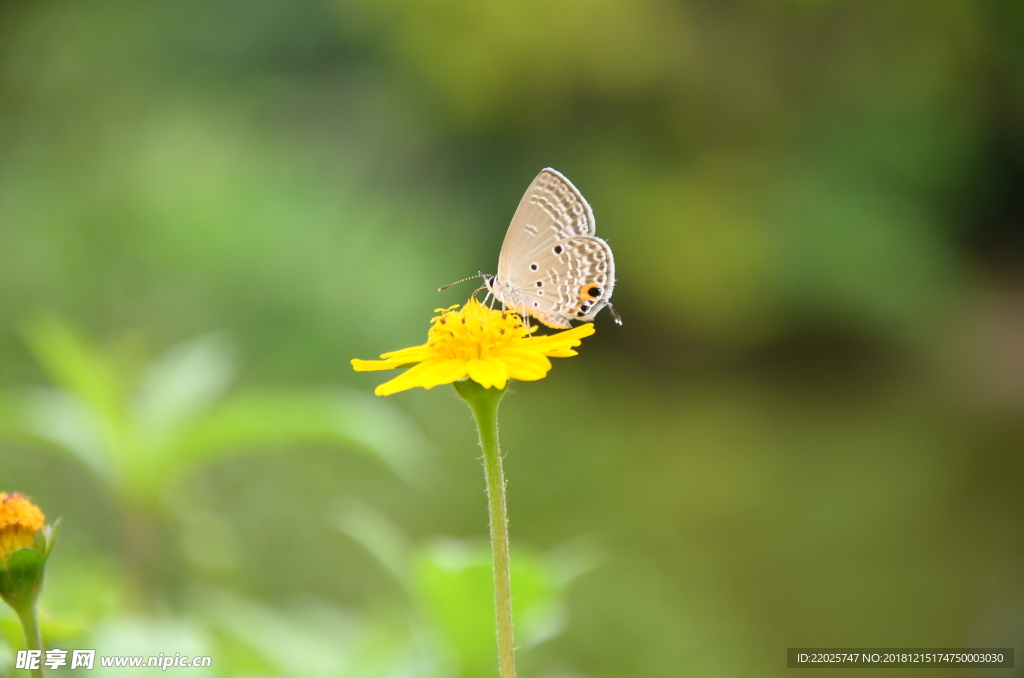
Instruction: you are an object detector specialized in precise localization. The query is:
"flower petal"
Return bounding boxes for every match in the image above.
[466,357,509,390]
[520,323,595,355]
[374,358,468,396]
[379,345,435,361]
[352,344,435,372]
[494,349,551,381]
[540,348,578,358]
[352,357,413,372]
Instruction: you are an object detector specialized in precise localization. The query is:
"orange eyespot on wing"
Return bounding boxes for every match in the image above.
[569,282,607,318]
[578,283,604,302]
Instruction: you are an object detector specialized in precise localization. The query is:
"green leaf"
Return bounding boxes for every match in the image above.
[12,387,113,481]
[159,388,429,484]
[21,316,126,429]
[43,519,62,561]
[193,588,361,676]
[133,332,236,434]
[413,539,565,674]
[5,321,431,506]
[328,389,433,486]
[334,502,414,592]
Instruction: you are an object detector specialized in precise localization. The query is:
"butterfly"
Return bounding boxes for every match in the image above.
[443,168,621,329]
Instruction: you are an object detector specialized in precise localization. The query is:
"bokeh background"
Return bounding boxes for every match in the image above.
[1,1,1023,676]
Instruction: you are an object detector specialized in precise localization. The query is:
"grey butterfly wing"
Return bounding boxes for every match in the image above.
[497,168,595,280]
[513,236,616,329]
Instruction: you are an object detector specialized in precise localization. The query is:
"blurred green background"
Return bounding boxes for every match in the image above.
[1,1,1023,676]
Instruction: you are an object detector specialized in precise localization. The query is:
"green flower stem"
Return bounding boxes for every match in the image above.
[15,600,44,678]
[453,379,516,678]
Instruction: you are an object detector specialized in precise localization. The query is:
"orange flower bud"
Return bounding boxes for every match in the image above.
[0,493,45,563]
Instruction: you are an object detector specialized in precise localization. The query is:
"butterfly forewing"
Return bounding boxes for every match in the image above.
[497,168,595,279]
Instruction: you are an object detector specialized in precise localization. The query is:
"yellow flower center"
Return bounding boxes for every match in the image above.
[0,493,45,561]
[427,300,532,361]
[351,297,595,395]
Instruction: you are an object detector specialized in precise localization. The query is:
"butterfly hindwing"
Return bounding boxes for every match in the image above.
[513,236,615,328]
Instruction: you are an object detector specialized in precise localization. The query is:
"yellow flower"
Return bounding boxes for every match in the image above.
[352,299,595,396]
[0,493,45,563]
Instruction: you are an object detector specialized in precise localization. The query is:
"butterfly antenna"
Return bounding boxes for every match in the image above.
[607,303,623,326]
[438,272,486,292]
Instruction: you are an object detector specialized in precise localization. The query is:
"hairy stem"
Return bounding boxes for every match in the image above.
[454,379,516,678]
